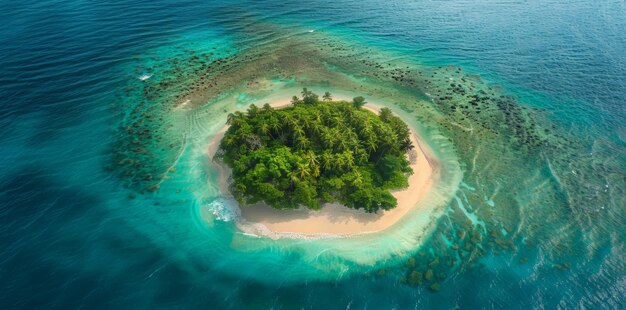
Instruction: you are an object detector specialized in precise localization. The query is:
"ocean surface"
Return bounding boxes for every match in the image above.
[0,0,624,309]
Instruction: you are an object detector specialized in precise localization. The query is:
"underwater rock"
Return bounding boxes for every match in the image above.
[429,282,441,292]
[146,184,160,192]
[428,257,440,267]
[406,257,417,268]
[406,270,423,286]
[424,269,434,282]
[554,262,572,270]
[447,258,455,267]
[376,269,387,277]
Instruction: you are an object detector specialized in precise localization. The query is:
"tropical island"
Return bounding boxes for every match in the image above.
[216,89,414,213]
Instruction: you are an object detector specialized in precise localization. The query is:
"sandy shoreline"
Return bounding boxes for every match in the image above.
[205,99,437,238]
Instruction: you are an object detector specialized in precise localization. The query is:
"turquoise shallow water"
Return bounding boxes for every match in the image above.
[0,0,624,308]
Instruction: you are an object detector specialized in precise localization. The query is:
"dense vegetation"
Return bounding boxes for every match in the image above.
[217,89,413,213]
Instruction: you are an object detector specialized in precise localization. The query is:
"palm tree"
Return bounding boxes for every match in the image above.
[292,125,305,139]
[247,104,259,118]
[267,116,281,134]
[288,170,300,187]
[346,131,360,149]
[282,114,295,134]
[356,149,369,162]
[291,96,301,105]
[303,151,318,165]
[226,111,245,127]
[301,88,318,104]
[301,88,313,99]
[334,155,345,171]
[343,151,355,169]
[330,115,342,127]
[303,151,319,176]
[337,137,349,152]
[352,170,363,186]
[296,136,310,150]
[379,107,393,122]
[296,162,310,179]
[322,92,332,101]
[352,96,366,109]
[366,136,378,153]
[222,135,236,146]
[313,110,322,123]
[288,115,300,129]
[321,129,337,149]
[344,107,354,119]
[299,114,311,130]
[321,151,333,170]
[310,118,323,135]
[311,165,320,178]
[258,122,271,137]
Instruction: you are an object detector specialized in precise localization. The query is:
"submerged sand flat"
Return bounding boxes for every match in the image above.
[206,99,438,238]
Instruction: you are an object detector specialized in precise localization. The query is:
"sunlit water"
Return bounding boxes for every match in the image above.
[0,0,624,308]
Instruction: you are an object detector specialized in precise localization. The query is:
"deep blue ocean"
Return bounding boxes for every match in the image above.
[0,0,624,309]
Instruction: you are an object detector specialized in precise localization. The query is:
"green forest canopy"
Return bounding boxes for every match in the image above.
[217,89,414,213]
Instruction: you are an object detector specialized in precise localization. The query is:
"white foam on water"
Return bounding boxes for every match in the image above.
[205,199,236,222]
[138,74,152,81]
